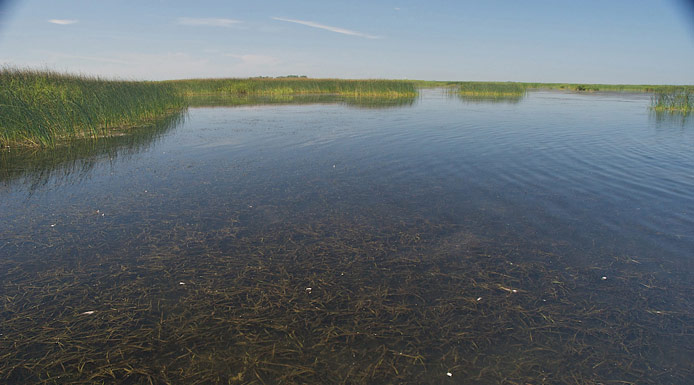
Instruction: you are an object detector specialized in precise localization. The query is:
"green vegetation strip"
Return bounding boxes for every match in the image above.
[166,78,418,97]
[415,80,694,93]
[0,69,185,147]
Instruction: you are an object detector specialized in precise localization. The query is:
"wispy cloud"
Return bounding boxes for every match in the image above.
[272,17,381,39]
[48,19,77,25]
[177,17,241,27]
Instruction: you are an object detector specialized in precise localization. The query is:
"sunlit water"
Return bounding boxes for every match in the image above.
[1,90,692,384]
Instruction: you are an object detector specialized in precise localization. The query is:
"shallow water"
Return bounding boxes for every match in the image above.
[1,90,693,384]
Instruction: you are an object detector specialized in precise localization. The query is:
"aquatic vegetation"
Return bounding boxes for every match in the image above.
[456,82,527,97]
[0,68,185,147]
[1,211,691,384]
[186,93,416,109]
[168,77,418,97]
[421,80,694,93]
[650,90,693,113]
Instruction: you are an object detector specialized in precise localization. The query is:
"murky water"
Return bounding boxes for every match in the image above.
[1,90,692,384]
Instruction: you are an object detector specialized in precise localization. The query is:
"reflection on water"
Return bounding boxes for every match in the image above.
[650,109,693,128]
[0,113,184,192]
[0,91,693,384]
[454,93,526,104]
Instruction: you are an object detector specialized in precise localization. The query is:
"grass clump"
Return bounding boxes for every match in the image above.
[457,82,527,97]
[0,68,184,147]
[167,77,417,98]
[650,90,693,113]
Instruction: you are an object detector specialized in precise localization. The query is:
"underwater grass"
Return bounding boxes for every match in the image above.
[650,90,693,113]
[1,208,692,384]
[0,68,185,148]
[167,78,418,98]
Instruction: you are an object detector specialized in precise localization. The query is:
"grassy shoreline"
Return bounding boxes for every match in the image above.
[2,69,693,148]
[166,77,418,97]
[0,69,184,147]
[415,80,694,93]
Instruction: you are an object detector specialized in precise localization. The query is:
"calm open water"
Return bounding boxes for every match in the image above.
[1,90,692,384]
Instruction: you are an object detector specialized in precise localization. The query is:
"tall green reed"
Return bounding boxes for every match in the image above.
[0,68,184,147]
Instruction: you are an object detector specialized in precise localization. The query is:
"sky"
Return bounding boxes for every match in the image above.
[0,0,692,83]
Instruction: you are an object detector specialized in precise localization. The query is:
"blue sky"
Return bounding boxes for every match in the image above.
[0,0,692,83]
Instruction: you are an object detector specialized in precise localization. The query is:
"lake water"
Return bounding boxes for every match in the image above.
[1,90,693,384]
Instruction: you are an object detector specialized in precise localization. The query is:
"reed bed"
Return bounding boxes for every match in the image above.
[422,80,694,93]
[456,82,528,97]
[167,78,418,98]
[650,90,693,113]
[186,94,416,109]
[0,69,184,147]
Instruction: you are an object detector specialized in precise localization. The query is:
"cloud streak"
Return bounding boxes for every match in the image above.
[177,17,240,27]
[272,17,380,39]
[48,19,77,25]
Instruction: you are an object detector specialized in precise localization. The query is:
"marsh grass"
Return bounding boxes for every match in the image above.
[186,94,417,109]
[0,68,184,147]
[168,78,418,98]
[422,80,694,93]
[650,90,693,113]
[456,82,528,97]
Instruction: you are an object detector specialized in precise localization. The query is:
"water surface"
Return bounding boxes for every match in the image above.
[1,90,692,384]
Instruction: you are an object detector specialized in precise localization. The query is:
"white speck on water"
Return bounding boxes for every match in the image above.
[81,311,96,315]
[50,224,56,227]
[512,289,518,293]
[179,282,185,285]
[333,164,336,168]
[476,297,482,301]
[305,287,312,293]
[447,372,452,377]
[601,276,607,280]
